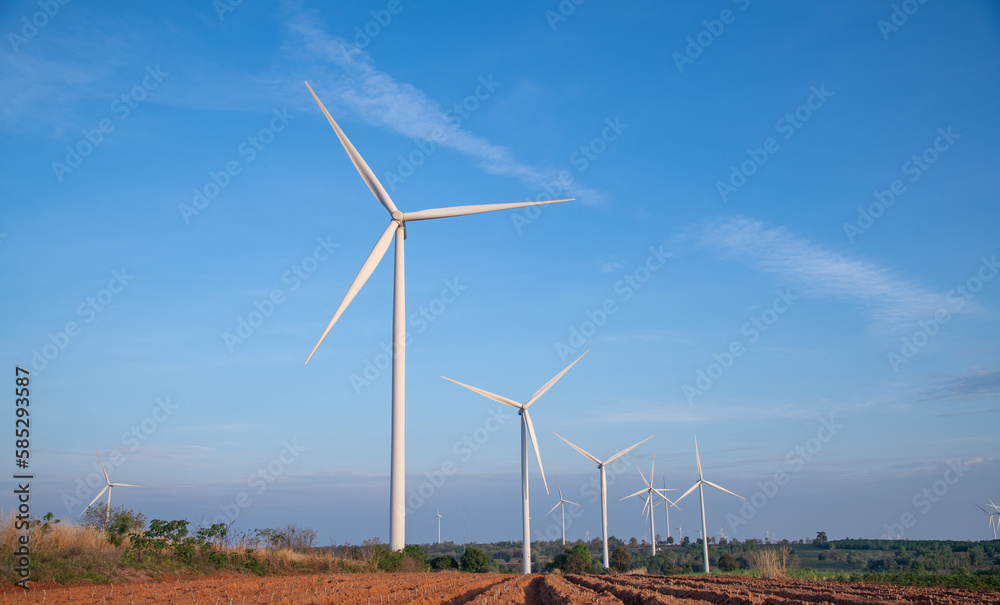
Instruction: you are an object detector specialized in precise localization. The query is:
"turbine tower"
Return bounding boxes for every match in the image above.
[554,432,652,568]
[433,509,443,544]
[545,479,581,546]
[676,436,744,574]
[620,454,678,556]
[302,82,573,551]
[442,350,588,573]
[79,450,141,528]
[663,477,681,542]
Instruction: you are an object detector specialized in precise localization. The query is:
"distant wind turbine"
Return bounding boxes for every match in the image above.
[302,81,573,551]
[554,432,652,569]
[676,436,744,574]
[79,451,141,527]
[433,509,443,544]
[977,504,998,540]
[545,479,582,546]
[663,477,681,541]
[620,454,678,556]
[443,350,588,574]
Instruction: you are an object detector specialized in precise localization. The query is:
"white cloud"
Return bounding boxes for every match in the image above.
[697,216,967,331]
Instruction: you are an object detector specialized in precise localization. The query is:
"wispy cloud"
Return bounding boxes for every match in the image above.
[923,367,1000,402]
[695,216,966,331]
[284,9,604,203]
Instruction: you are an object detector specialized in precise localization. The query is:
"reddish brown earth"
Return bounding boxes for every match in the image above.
[1,572,997,604]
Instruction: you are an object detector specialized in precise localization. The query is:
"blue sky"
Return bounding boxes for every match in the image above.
[1,0,999,546]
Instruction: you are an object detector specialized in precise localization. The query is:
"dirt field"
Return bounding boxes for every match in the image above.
[2,572,998,604]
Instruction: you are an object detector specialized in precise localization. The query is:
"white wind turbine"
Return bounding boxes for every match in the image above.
[302,82,573,551]
[977,504,998,540]
[620,455,678,556]
[554,432,653,569]
[675,436,744,574]
[442,350,588,574]
[663,477,681,543]
[433,509,443,544]
[545,479,582,546]
[79,451,142,528]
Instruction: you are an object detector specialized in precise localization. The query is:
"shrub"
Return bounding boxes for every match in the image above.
[610,546,631,572]
[461,547,492,573]
[431,555,459,571]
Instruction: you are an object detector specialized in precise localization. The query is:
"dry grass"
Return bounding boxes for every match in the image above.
[750,546,791,579]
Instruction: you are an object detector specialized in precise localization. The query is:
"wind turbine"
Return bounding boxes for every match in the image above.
[432,509,443,544]
[676,436,744,574]
[662,477,681,542]
[545,479,582,546]
[79,451,141,528]
[620,455,678,556]
[553,432,652,569]
[977,505,998,540]
[302,82,573,551]
[442,350,588,574]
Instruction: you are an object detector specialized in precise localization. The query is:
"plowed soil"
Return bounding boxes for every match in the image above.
[2,572,997,604]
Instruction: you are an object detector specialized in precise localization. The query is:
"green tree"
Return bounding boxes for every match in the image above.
[814,531,828,545]
[402,544,429,570]
[610,546,631,572]
[431,555,459,571]
[718,552,739,571]
[461,546,492,573]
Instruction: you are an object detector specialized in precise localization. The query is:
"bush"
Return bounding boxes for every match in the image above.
[431,555,459,571]
[461,547,492,573]
[551,544,597,574]
[610,546,631,572]
[718,552,740,571]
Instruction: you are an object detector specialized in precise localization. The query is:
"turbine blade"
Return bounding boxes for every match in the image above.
[306,221,396,364]
[441,377,523,409]
[81,486,110,514]
[564,500,581,507]
[675,481,701,504]
[694,435,703,480]
[524,350,588,408]
[523,411,548,494]
[110,483,142,488]
[620,487,648,501]
[703,479,745,500]
[304,81,398,215]
[604,436,653,465]
[403,199,573,222]
[636,465,651,489]
[545,501,561,517]
[96,450,110,484]
[552,432,600,465]
[557,479,564,501]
